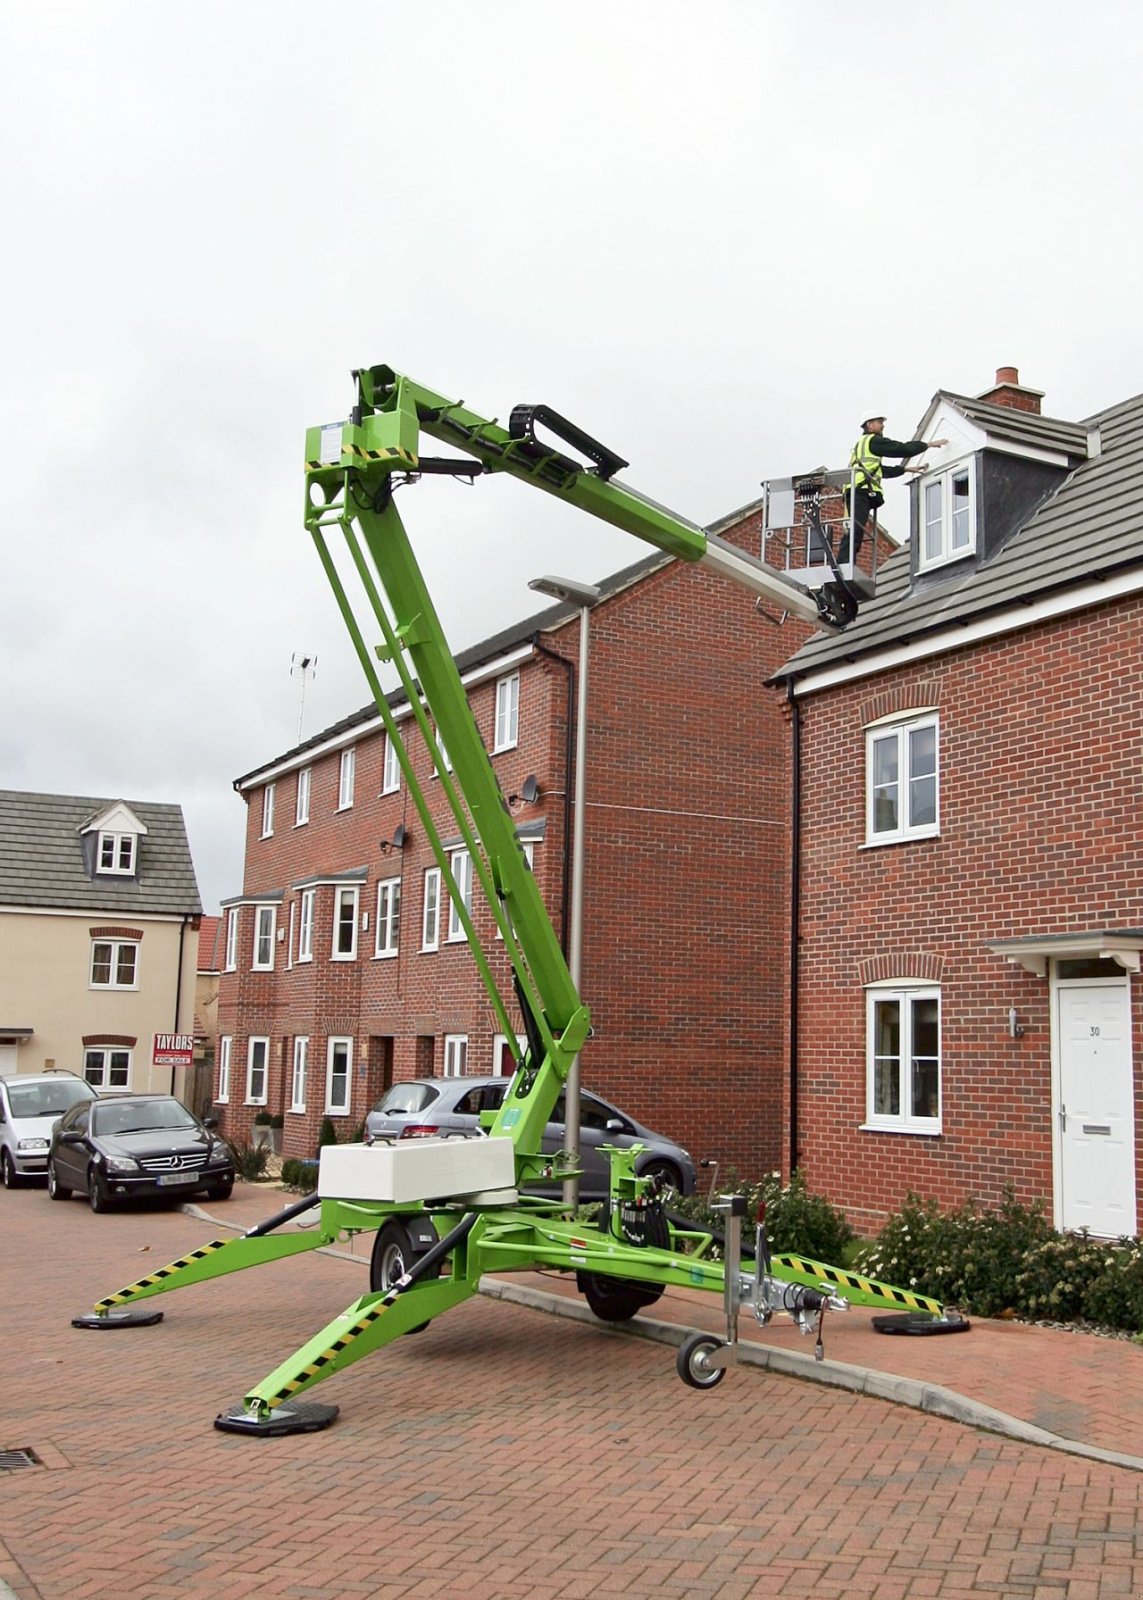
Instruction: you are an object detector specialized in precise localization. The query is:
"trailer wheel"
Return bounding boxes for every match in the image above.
[676,1332,726,1389]
[577,1271,663,1323]
[369,1220,441,1335]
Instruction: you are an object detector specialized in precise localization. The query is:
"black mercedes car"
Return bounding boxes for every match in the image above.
[47,1094,235,1212]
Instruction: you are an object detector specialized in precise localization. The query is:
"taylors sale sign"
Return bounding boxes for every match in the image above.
[153,1033,194,1068]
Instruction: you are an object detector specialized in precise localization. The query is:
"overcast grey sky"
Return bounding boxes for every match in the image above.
[4,2,1141,913]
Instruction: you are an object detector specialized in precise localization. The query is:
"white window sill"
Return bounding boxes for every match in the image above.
[251,965,274,974]
[860,1122,942,1137]
[294,819,309,829]
[296,953,313,965]
[215,1096,229,1105]
[288,1105,305,1115]
[245,1100,268,1108]
[324,1108,350,1118]
[373,950,398,961]
[331,953,357,962]
[421,944,439,954]
[861,830,940,850]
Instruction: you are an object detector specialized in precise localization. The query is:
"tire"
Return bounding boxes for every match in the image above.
[369,1220,440,1334]
[676,1331,727,1390]
[205,1181,234,1202]
[1,1149,18,1189]
[639,1159,684,1194]
[88,1169,112,1213]
[577,1271,664,1323]
[47,1161,72,1202]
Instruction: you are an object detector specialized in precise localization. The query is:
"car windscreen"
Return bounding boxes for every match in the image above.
[93,1101,199,1135]
[7,1081,96,1119]
[373,1083,439,1115]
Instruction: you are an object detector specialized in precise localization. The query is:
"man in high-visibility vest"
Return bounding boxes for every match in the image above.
[840,415,948,562]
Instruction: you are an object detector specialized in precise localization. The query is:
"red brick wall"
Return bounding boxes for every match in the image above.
[791,597,1143,1234]
[216,510,815,1175]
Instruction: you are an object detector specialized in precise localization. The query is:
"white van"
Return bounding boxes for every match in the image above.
[0,1072,98,1185]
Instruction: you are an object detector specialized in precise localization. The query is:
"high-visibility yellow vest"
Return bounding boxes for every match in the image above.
[850,432,882,494]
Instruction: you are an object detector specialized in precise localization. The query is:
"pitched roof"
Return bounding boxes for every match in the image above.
[0,790,202,916]
[772,391,1143,681]
[920,390,1093,461]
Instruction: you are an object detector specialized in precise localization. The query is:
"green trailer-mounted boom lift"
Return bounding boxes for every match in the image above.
[75,367,964,1435]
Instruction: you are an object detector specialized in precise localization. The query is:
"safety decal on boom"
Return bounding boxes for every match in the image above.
[94,1239,231,1311]
[264,1297,393,1408]
[772,1253,944,1316]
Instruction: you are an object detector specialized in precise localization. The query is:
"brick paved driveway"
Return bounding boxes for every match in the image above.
[3,1183,1143,1600]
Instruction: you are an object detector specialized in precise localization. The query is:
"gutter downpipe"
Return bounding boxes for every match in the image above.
[531,634,576,957]
[171,915,190,1097]
[787,679,801,1179]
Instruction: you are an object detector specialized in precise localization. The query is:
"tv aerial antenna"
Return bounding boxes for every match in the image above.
[290,652,317,743]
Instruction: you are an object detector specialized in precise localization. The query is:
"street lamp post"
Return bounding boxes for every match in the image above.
[528,574,601,1211]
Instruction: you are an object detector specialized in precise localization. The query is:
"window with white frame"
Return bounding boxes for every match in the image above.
[494,672,520,751]
[253,904,276,970]
[866,985,941,1133]
[432,727,451,775]
[422,867,441,951]
[290,1036,308,1112]
[332,885,359,959]
[246,1037,269,1104]
[443,1034,468,1078]
[447,849,473,942]
[297,888,314,962]
[326,1036,352,1114]
[497,842,535,939]
[492,1033,527,1077]
[382,732,402,794]
[296,768,311,826]
[84,1046,131,1091]
[90,938,138,989]
[224,907,239,971]
[97,831,137,875]
[261,783,275,838]
[375,876,401,957]
[338,747,356,810]
[920,462,974,568]
[866,714,939,844]
[217,1035,232,1101]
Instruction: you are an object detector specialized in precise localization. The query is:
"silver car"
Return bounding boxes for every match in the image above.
[0,1072,98,1185]
[363,1076,696,1198]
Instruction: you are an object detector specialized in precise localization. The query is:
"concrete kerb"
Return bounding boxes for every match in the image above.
[180,1200,1143,1475]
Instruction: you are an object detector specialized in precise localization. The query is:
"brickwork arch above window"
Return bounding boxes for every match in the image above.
[860,681,943,729]
[858,953,945,986]
[82,1033,137,1048]
[88,926,144,941]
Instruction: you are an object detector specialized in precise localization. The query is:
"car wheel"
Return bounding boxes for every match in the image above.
[577,1271,664,1323]
[88,1169,112,1213]
[640,1159,684,1194]
[47,1161,73,1201]
[369,1220,440,1334]
[1,1149,18,1189]
[205,1181,234,1201]
[676,1331,727,1390]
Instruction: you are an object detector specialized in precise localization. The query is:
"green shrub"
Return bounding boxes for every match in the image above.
[670,1168,855,1263]
[280,1157,318,1193]
[231,1141,272,1182]
[318,1116,338,1149]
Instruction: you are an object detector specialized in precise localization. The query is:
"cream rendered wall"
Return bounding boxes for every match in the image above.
[0,908,198,1096]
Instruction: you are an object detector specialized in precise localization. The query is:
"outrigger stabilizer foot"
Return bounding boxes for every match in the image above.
[214,1400,339,1438]
[71,1308,164,1329]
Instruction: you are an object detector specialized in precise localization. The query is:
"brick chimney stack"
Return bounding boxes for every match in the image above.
[976,365,1044,415]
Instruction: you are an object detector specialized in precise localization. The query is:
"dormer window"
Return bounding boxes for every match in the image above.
[98,831,136,875]
[920,462,975,569]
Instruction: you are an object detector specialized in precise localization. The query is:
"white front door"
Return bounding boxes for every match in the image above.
[0,1043,18,1075]
[1055,977,1136,1236]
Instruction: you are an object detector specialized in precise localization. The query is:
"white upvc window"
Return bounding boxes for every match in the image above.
[447,848,473,942]
[246,1037,269,1105]
[290,1036,308,1112]
[295,768,311,827]
[84,1046,131,1091]
[382,733,402,794]
[422,867,441,951]
[494,672,520,751]
[497,841,535,939]
[492,1033,527,1077]
[297,888,315,962]
[375,876,401,958]
[261,783,275,838]
[919,461,975,569]
[443,1034,468,1078]
[432,727,451,776]
[865,984,942,1134]
[326,1036,352,1115]
[97,831,137,874]
[224,907,239,971]
[253,904,276,970]
[217,1036,232,1102]
[338,748,356,810]
[332,885,359,959]
[866,714,939,844]
[90,939,138,990]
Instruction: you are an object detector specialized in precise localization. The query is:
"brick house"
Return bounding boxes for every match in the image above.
[215,507,821,1172]
[770,368,1143,1238]
[0,790,202,1098]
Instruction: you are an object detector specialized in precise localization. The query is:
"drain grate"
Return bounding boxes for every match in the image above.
[0,1448,42,1472]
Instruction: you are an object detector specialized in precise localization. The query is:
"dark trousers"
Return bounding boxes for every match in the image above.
[839,486,882,564]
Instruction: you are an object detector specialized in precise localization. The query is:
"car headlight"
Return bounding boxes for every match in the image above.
[16,1138,49,1152]
[103,1155,140,1174]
